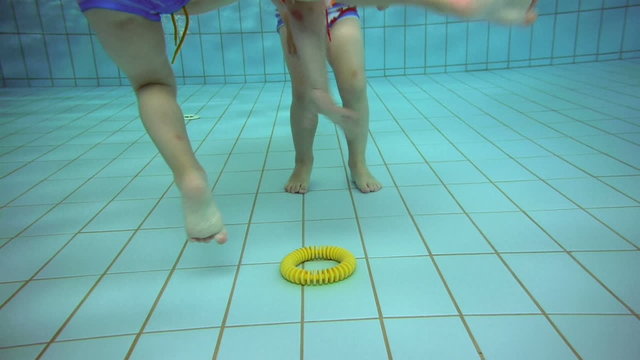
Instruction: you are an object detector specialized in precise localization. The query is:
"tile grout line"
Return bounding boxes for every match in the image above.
[379,77,589,358]
[121,239,191,359]
[3,310,637,353]
[120,83,259,359]
[300,187,306,360]
[554,63,640,101]
[26,84,231,358]
[412,70,640,252]
[333,120,394,360]
[401,71,639,320]
[33,173,177,359]
[491,66,640,148]
[2,248,637,291]
[2,62,636,358]
[0,87,127,180]
[1,84,224,234]
[0,103,156,312]
[506,66,640,138]
[2,91,133,176]
[412,74,640,321]
[367,81,487,360]
[405,73,639,318]
[210,82,288,360]
[456,70,640,250]
[0,112,146,236]
[118,83,243,360]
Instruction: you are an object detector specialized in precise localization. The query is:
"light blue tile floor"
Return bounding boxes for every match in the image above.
[0,60,639,359]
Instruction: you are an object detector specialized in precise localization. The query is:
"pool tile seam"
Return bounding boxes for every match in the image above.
[0,88,134,185]
[452,74,640,247]
[489,66,640,151]
[422,73,640,250]
[28,83,240,358]
[0,150,156,310]
[123,83,276,359]
[378,76,594,359]
[0,87,124,143]
[368,82,495,360]
[330,120,395,360]
[408,73,640,318]
[522,64,640,123]
[1,63,638,358]
[208,83,299,360]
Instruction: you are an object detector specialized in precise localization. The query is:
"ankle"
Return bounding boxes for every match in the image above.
[348,158,367,170]
[294,155,314,167]
[174,168,209,194]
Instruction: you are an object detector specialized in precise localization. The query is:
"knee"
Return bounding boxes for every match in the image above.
[291,88,314,108]
[338,69,367,102]
[133,81,177,98]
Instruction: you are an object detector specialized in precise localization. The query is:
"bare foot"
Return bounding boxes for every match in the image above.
[176,171,227,244]
[285,162,312,194]
[350,164,382,193]
[310,88,358,127]
[453,0,538,25]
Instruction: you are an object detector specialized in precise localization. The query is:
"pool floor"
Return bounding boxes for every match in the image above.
[0,60,639,360]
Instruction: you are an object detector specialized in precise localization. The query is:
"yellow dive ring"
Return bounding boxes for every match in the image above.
[280,246,356,285]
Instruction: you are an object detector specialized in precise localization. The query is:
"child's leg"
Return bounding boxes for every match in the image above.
[83,9,226,244]
[274,0,358,128]
[327,17,381,193]
[279,23,318,194]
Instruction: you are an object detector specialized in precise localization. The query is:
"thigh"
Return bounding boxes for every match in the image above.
[182,0,237,15]
[327,17,367,98]
[83,9,175,89]
[278,25,311,98]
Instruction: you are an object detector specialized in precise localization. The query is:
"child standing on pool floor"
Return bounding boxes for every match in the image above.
[76,0,538,243]
[273,0,383,194]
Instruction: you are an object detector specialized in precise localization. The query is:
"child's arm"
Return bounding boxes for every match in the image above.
[283,0,537,25]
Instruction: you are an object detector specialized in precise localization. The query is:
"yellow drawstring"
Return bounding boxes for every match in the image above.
[170,6,190,64]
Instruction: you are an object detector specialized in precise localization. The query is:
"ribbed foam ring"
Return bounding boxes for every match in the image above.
[280,246,356,285]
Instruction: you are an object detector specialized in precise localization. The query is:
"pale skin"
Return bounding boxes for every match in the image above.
[279,13,382,194]
[275,0,537,194]
[82,0,236,244]
[276,0,538,131]
[81,0,537,244]
[288,0,538,24]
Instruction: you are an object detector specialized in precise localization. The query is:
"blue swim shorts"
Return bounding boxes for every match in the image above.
[77,0,190,22]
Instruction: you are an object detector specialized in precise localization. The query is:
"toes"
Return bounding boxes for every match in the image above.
[190,236,213,243]
[214,231,228,244]
[358,183,382,194]
[191,229,227,244]
[356,181,382,193]
[525,11,537,25]
[356,182,371,193]
[285,182,308,194]
[522,0,538,25]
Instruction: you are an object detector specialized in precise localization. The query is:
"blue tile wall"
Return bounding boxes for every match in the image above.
[1,0,639,86]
